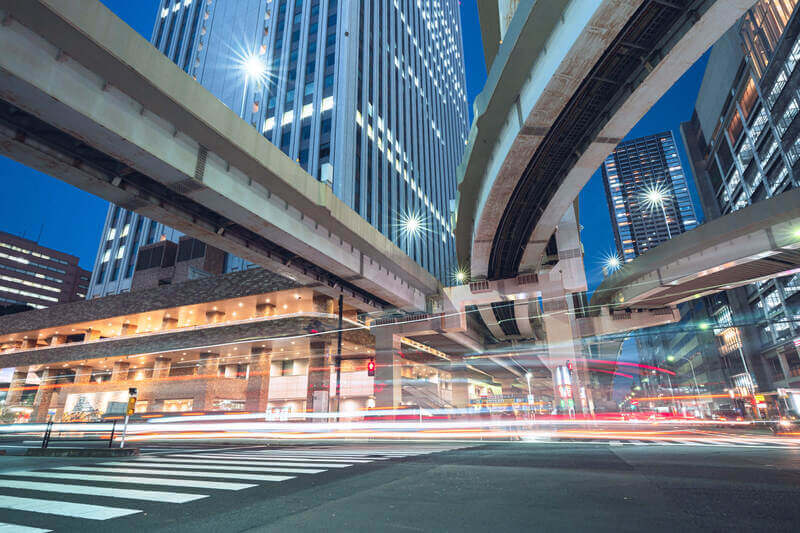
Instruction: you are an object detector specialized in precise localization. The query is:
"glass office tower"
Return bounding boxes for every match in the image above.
[600,131,699,263]
[88,0,470,297]
[681,0,800,393]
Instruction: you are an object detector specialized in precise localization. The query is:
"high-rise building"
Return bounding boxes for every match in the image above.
[681,0,800,395]
[600,132,699,263]
[0,231,90,311]
[88,0,470,297]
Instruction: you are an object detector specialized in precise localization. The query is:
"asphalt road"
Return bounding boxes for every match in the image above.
[0,440,799,532]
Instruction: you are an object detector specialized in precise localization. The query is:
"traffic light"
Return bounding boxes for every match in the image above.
[367,359,376,376]
[566,361,573,372]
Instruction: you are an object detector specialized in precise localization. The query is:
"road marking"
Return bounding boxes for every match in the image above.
[151,455,350,468]
[3,471,256,490]
[0,495,140,520]
[0,522,51,533]
[54,466,295,482]
[185,453,372,463]
[101,461,324,475]
[0,479,207,503]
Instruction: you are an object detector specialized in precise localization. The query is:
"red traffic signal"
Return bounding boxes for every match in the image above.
[367,359,376,376]
[566,361,573,372]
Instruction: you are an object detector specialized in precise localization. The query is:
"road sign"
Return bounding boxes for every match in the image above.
[754,394,765,403]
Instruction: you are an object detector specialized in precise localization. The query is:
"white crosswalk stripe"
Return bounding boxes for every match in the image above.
[0,495,140,520]
[0,479,207,503]
[0,523,51,533]
[124,457,351,469]
[0,444,467,531]
[53,466,296,482]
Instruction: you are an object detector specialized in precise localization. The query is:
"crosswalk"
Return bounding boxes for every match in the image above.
[553,437,800,448]
[0,444,464,532]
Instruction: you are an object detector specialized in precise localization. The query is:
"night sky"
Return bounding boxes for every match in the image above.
[0,0,708,287]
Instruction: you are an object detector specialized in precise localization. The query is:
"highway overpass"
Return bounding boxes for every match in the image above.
[456,0,754,282]
[591,187,800,310]
[0,0,437,313]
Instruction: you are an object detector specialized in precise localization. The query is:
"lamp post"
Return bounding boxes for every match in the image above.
[667,354,701,415]
[240,54,266,118]
[525,372,535,422]
[642,184,673,240]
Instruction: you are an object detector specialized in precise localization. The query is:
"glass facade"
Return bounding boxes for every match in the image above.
[601,132,698,263]
[685,0,800,390]
[88,0,469,297]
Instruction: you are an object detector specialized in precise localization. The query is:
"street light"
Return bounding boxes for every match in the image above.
[239,53,266,117]
[525,372,535,422]
[602,253,622,276]
[667,354,701,415]
[640,183,673,239]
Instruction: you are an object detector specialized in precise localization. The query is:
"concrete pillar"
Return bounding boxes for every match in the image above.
[73,366,93,384]
[153,357,172,379]
[306,342,331,414]
[205,311,225,324]
[541,286,581,414]
[111,362,130,382]
[313,294,335,314]
[161,317,178,330]
[85,329,101,341]
[245,346,271,411]
[5,369,28,404]
[32,368,55,422]
[49,335,67,346]
[196,353,220,411]
[374,331,402,409]
[777,351,791,381]
[256,303,276,317]
[121,323,138,335]
[450,365,470,408]
[21,338,37,349]
[199,352,220,376]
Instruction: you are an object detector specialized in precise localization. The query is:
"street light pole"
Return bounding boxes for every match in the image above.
[659,202,672,239]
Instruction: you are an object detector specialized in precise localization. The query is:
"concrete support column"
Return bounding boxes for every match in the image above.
[196,353,220,411]
[32,368,55,422]
[161,317,178,330]
[199,352,220,376]
[85,329,101,341]
[21,339,37,349]
[306,342,330,414]
[245,346,271,411]
[205,311,225,324]
[73,366,93,384]
[449,365,470,408]
[5,368,28,405]
[49,335,67,346]
[374,331,402,409]
[153,357,172,379]
[541,285,582,415]
[121,323,138,335]
[777,351,791,381]
[110,362,130,382]
[313,294,335,314]
[256,303,276,317]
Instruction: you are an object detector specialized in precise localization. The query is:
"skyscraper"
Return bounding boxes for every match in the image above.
[600,131,698,263]
[0,231,90,311]
[88,0,470,297]
[681,0,800,395]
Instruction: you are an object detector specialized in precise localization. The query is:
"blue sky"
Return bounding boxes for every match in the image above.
[0,1,709,280]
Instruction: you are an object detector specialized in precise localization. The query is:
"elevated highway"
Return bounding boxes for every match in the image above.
[591,187,800,310]
[456,0,754,282]
[0,0,437,313]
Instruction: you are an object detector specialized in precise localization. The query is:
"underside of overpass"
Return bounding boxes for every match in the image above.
[592,187,800,310]
[457,0,755,282]
[0,0,437,314]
